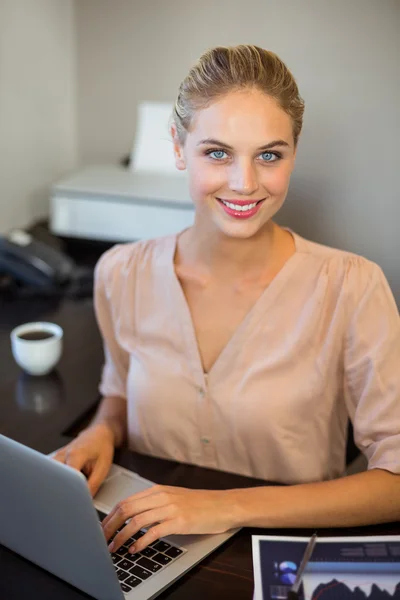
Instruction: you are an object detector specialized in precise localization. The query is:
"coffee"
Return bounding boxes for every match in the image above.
[18,331,54,341]
[11,321,63,375]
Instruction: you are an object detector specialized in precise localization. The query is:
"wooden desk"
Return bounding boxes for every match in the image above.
[0,294,399,600]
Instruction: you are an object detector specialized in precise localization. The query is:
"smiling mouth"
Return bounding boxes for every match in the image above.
[216,198,265,212]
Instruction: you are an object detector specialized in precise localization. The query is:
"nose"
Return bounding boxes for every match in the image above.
[228,159,259,196]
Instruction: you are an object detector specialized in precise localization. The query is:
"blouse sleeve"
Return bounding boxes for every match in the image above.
[93,245,130,400]
[343,260,400,474]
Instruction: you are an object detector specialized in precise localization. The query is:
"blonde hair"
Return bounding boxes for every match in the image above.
[172,44,305,147]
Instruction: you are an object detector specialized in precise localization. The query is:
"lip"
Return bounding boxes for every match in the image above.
[216,197,265,220]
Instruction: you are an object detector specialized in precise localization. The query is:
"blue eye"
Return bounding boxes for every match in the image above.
[260,152,279,162]
[208,150,227,160]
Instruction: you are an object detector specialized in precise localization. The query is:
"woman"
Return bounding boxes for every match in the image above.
[54,45,400,555]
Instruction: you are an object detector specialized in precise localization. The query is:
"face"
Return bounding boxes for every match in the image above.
[172,88,297,239]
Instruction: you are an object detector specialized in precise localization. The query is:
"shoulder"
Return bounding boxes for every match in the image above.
[292,230,386,292]
[290,229,398,316]
[94,234,175,290]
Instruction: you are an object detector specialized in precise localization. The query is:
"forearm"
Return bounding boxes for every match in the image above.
[90,395,127,448]
[231,469,400,529]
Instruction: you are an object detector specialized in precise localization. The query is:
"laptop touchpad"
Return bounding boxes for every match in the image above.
[95,469,153,510]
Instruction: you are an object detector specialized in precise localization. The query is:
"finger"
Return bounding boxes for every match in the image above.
[87,459,111,497]
[131,521,176,554]
[63,450,86,473]
[81,458,94,476]
[50,446,68,462]
[52,449,67,463]
[102,492,168,541]
[110,507,172,554]
[101,504,133,542]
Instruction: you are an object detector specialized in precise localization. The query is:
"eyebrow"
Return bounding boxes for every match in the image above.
[197,138,291,150]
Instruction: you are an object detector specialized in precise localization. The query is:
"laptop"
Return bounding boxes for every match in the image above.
[0,434,239,600]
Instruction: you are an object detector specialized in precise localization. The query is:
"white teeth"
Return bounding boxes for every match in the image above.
[221,201,257,211]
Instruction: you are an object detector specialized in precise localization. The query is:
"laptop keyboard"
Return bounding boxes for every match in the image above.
[97,510,185,594]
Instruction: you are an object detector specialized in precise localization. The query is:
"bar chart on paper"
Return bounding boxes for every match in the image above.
[252,536,400,600]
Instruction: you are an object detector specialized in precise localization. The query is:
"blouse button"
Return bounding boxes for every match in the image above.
[198,388,205,398]
[201,437,210,444]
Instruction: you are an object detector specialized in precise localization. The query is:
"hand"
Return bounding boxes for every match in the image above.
[101,485,240,555]
[52,423,115,496]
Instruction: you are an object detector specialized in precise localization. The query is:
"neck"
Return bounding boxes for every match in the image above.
[177,219,287,280]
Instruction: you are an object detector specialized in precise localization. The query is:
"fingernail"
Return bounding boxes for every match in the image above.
[129,545,136,554]
[108,542,114,552]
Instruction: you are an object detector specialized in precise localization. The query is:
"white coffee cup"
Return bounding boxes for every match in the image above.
[10,322,63,376]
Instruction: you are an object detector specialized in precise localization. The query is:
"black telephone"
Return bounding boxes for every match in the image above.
[0,230,92,296]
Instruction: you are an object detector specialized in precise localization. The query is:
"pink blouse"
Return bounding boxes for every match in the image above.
[94,230,400,484]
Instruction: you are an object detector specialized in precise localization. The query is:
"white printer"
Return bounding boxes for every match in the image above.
[50,102,195,242]
[50,165,194,242]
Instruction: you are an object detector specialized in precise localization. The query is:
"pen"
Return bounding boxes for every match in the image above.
[287,533,318,600]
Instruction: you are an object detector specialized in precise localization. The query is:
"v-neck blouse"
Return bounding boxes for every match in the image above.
[94,230,400,484]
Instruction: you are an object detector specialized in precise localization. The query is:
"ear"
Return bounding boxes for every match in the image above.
[170,123,186,171]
